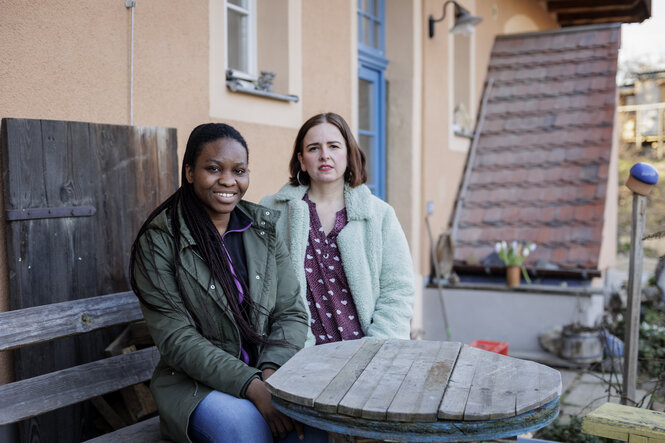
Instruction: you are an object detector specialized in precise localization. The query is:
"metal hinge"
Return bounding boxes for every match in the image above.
[6,205,96,221]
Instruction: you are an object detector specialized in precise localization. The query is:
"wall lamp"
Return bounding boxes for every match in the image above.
[429,0,482,38]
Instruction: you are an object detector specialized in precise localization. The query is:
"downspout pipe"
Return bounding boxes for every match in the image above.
[126,0,136,125]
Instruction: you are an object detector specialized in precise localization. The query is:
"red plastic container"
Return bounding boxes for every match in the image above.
[470,339,509,355]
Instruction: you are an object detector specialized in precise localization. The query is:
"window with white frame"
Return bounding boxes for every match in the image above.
[211,0,300,123]
[226,0,256,78]
[453,33,474,137]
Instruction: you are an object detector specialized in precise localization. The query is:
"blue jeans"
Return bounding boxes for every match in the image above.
[188,390,329,443]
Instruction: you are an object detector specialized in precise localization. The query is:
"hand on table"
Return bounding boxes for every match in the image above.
[246,376,305,440]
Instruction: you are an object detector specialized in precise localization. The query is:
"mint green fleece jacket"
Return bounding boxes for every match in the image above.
[261,183,415,346]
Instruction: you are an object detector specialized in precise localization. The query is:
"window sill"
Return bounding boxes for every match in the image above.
[453,129,475,139]
[226,81,299,103]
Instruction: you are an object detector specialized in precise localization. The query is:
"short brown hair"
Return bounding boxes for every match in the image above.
[288,112,367,187]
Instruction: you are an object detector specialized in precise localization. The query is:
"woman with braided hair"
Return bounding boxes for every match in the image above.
[130,123,327,443]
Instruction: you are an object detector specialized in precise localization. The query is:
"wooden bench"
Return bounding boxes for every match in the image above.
[582,402,665,443]
[0,291,168,442]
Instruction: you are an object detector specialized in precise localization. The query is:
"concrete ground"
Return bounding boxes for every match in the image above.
[557,368,652,419]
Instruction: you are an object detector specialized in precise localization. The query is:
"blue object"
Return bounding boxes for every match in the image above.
[273,396,560,442]
[189,390,328,443]
[630,162,659,185]
[358,0,388,200]
[600,329,624,357]
[517,438,557,443]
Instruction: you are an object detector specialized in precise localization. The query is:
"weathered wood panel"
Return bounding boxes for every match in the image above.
[83,416,168,443]
[387,341,461,422]
[314,339,383,413]
[438,344,480,420]
[582,402,665,442]
[463,348,516,420]
[0,347,160,425]
[0,291,141,352]
[265,339,367,406]
[0,118,177,442]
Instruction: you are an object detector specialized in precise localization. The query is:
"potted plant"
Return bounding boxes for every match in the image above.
[495,241,536,286]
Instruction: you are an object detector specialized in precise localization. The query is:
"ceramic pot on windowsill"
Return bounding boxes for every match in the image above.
[506,266,521,287]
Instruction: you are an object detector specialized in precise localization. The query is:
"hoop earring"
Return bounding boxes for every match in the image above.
[297,170,307,186]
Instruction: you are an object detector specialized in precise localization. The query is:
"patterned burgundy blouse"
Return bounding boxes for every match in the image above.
[303,194,364,345]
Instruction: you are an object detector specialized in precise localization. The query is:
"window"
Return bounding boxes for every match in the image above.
[211,0,302,126]
[449,31,476,152]
[358,0,388,199]
[453,33,473,137]
[226,0,256,78]
[358,0,385,57]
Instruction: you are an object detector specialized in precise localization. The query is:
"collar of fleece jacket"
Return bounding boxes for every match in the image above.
[271,182,373,222]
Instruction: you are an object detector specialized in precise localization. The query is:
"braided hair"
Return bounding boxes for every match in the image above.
[130,123,284,348]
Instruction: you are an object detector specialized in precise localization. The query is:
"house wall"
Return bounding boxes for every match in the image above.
[0,0,578,390]
[597,96,620,280]
[384,1,424,333]
[421,287,605,353]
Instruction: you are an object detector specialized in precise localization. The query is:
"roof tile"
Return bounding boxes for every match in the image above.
[452,25,619,272]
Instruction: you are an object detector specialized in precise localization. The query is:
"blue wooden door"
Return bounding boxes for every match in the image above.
[357,0,387,199]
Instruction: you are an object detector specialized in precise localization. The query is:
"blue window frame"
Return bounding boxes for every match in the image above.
[358,0,388,199]
[358,66,385,199]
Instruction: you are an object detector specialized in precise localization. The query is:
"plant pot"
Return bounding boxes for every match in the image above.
[506,266,521,287]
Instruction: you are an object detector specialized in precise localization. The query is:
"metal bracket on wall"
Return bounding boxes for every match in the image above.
[6,205,96,221]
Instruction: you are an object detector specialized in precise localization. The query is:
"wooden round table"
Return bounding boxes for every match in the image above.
[266,339,561,442]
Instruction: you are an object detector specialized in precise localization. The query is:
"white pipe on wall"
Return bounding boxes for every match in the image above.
[126,0,136,125]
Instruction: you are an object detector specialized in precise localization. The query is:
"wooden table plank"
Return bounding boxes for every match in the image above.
[387,341,461,422]
[463,349,511,420]
[438,345,480,420]
[265,339,366,407]
[515,360,542,415]
[337,340,417,419]
[361,340,429,420]
[538,364,562,406]
[314,339,383,413]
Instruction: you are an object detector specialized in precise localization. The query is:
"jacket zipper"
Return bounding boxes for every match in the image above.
[191,248,244,362]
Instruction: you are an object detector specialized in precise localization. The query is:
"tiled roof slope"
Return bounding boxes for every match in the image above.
[453,24,620,271]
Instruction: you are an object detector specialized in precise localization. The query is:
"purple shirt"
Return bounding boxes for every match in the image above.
[220,208,254,366]
[303,194,364,345]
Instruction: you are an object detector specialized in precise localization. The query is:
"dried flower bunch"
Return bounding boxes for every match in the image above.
[495,241,536,283]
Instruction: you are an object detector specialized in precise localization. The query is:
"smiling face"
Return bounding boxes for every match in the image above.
[297,123,348,188]
[185,137,249,233]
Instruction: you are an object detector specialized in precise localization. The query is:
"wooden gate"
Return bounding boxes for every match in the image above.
[0,118,178,442]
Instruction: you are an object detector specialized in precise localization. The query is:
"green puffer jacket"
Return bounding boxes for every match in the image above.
[132,200,308,443]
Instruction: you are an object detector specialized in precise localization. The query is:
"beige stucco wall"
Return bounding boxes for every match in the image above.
[384,1,424,336]
[301,1,356,124]
[597,96,620,277]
